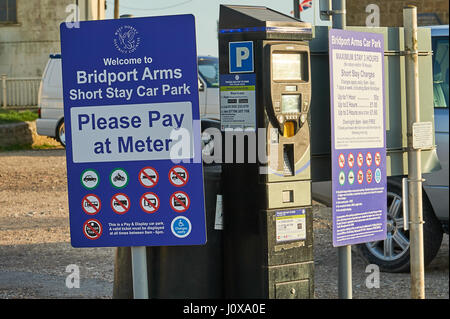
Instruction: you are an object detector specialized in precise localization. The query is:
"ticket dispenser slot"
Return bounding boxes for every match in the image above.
[219,5,314,299]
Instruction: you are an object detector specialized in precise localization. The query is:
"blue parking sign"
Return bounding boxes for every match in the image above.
[60,15,207,248]
[229,41,254,73]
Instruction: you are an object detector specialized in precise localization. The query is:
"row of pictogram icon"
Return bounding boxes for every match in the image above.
[338,168,382,186]
[338,151,382,169]
[81,191,191,215]
[82,215,192,241]
[80,165,189,190]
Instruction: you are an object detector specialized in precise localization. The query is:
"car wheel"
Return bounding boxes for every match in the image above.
[357,178,444,273]
[56,119,66,148]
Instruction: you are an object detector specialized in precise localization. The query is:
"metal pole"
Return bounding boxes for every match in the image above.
[327,0,333,25]
[338,245,352,298]
[332,0,346,29]
[1,74,6,108]
[331,0,351,299]
[293,0,300,19]
[114,0,119,19]
[131,246,149,299]
[403,5,425,299]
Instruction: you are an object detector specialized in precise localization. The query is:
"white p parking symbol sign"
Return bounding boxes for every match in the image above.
[229,41,254,73]
[236,47,250,67]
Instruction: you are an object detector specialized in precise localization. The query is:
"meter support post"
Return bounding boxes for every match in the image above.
[331,0,346,30]
[338,246,352,298]
[403,5,425,299]
[131,246,149,299]
[331,0,352,300]
[114,0,119,19]
[293,0,300,19]
[1,74,6,108]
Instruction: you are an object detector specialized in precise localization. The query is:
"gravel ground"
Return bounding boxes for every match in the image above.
[0,149,448,299]
[313,205,449,299]
[0,149,114,299]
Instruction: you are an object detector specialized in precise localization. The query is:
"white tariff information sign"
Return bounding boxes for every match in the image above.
[412,121,433,149]
[275,209,306,243]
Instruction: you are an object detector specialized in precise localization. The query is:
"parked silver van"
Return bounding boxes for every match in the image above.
[36,55,220,147]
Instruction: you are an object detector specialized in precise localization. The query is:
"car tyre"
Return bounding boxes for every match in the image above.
[357,178,444,273]
[56,119,66,148]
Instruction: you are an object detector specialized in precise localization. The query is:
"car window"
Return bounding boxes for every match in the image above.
[432,36,449,108]
[48,59,62,88]
[198,58,219,88]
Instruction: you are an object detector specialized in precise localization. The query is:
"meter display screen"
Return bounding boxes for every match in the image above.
[281,94,300,113]
[272,53,305,81]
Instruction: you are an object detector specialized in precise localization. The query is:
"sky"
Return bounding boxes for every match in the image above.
[104,0,302,56]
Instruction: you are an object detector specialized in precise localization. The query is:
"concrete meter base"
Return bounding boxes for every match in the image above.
[265,208,314,298]
[222,186,314,299]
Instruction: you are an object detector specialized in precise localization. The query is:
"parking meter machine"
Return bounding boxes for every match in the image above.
[219,5,314,299]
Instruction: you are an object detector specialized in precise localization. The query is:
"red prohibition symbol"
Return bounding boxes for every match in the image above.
[170,191,190,213]
[366,169,373,184]
[83,219,102,240]
[375,152,381,166]
[347,153,355,168]
[366,152,373,167]
[168,165,189,187]
[357,169,364,184]
[357,152,364,167]
[81,194,101,215]
[338,153,345,169]
[110,193,131,215]
[139,167,159,188]
[140,192,160,214]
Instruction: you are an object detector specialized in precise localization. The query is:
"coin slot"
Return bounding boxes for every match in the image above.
[282,190,294,203]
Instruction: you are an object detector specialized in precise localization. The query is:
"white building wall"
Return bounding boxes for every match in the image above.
[0,0,105,78]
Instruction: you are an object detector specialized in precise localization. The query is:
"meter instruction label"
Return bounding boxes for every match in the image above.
[329,29,387,247]
[220,73,256,131]
[275,209,306,243]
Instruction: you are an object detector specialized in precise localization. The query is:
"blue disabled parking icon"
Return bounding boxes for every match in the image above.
[375,168,382,183]
[171,216,192,238]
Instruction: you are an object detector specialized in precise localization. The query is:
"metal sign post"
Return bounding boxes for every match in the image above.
[403,5,426,299]
[330,0,353,300]
[131,246,149,299]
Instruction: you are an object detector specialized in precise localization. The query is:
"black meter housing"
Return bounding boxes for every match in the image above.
[219,5,314,299]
